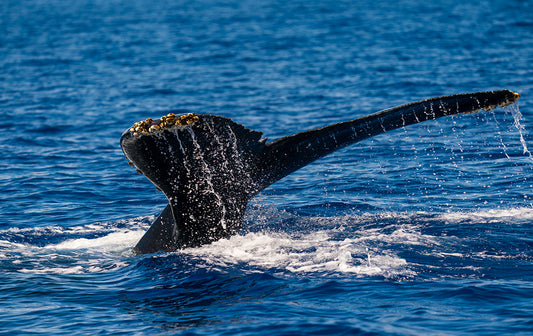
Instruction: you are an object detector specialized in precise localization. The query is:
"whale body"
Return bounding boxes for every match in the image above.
[121,90,520,254]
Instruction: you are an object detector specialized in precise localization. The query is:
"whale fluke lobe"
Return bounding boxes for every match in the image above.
[256,90,520,188]
[121,114,266,253]
[121,90,520,254]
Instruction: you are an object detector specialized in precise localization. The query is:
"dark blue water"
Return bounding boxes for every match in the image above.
[1,0,532,334]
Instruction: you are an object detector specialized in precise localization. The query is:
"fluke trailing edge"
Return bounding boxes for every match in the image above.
[121,90,520,254]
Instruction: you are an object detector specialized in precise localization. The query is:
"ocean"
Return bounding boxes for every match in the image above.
[1,0,532,334]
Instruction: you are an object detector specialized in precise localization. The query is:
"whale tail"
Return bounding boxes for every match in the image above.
[121,90,519,254]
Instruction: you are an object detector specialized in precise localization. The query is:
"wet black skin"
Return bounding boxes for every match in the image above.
[121,90,519,254]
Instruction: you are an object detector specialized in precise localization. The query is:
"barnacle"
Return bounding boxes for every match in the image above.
[129,112,199,136]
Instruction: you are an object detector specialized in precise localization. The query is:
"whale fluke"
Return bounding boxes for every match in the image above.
[121,90,520,254]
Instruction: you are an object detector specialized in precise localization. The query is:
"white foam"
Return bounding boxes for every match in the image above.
[0,239,27,249]
[19,266,86,274]
[3,219,150,275]
[184,230,414,277]
[438,207,533,222]
[18,260,131,275]
[4,207,530,277]
[46,230,144,252]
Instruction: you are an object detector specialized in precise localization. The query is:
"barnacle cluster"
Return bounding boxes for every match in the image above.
[129,113,199,137]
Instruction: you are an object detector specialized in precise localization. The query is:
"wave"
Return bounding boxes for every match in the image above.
[0,207,531,279]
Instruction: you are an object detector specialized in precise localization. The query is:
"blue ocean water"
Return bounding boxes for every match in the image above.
[1,0,532,334]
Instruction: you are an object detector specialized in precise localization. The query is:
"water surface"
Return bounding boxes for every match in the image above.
[1,0,532,335]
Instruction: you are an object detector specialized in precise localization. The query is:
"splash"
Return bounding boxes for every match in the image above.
[506,104,533,159]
